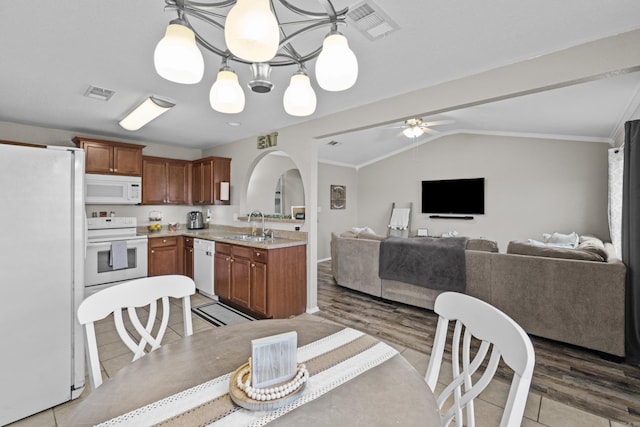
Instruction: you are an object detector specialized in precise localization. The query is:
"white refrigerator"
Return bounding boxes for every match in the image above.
[0,144,86,425]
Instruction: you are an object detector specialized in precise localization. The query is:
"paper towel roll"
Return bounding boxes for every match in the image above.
[220,182,230,201]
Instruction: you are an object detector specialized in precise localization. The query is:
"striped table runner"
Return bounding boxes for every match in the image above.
[97,328,398,427]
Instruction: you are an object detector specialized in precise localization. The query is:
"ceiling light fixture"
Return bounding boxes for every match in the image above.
[154,0,358,117]
[119,96,175,131]
[402,118,425,138]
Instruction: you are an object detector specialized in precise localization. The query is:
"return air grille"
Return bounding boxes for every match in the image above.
[347,1,399,40]
[84,85,115,101]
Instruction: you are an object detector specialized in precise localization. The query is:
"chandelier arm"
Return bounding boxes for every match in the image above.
[182,5,229,20]
[181,7,226,29]
[278,19,338,47]
[278,0,348,20]
[183,0,236,7]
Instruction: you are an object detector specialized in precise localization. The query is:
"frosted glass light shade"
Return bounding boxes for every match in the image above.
[403,126,424,138]
[283,73,317,116]
[119,97,174,131]
[315,33,358,91]
[209,70,245,114]
[154,23,204,84]
[224,0,279,62]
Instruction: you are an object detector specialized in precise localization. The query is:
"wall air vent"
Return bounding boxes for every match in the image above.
[347,1,399,41]
[327,140,341,146]
[84,85,115,101]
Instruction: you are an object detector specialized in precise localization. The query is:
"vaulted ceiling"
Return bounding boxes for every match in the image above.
[2,1,640,166]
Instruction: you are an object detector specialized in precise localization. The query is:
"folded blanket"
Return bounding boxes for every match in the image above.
[379,236,468,291]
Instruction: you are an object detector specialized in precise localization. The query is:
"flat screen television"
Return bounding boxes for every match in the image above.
[421,178,485,215]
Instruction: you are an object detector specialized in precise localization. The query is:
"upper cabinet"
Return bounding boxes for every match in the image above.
[142,156,191,205]
[73,137,144,176]
[192,156,231,205]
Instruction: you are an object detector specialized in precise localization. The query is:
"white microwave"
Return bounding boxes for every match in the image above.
[85,174,142,204]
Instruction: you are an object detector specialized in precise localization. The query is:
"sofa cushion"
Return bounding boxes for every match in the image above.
[358,232,387,241]
[507,240,605,262]
[466,239,499,252]
[577,235,608,261]
[340,230,358,238]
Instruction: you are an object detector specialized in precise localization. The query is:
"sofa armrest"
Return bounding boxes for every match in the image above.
[331,234,382,297]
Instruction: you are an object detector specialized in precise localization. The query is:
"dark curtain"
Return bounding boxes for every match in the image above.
[623,120,640,364]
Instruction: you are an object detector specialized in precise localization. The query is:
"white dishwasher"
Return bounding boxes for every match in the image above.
[194,238,216,299]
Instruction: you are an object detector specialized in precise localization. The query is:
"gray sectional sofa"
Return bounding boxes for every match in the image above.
[330,232,627,357]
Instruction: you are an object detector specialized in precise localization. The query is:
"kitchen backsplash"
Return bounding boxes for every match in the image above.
[85,205,214,226]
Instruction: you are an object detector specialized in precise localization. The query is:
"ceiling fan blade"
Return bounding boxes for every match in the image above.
[422,120,454,127]
[420,127,440,135]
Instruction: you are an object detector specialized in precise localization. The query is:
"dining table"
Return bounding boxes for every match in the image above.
[65,317,441,426]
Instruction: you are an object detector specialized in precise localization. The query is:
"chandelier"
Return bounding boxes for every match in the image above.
[154,0,359,117]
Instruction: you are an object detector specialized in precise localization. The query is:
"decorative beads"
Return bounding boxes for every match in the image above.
[235,363,309,401]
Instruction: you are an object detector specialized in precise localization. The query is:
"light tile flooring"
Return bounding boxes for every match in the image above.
[8,287,640,427]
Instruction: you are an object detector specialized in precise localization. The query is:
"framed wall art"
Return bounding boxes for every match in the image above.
[330,185,346,209]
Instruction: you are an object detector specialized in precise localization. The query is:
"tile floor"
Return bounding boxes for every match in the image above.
[7,291,640,427]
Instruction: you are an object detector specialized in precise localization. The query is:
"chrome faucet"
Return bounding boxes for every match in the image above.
[248,209,265,236]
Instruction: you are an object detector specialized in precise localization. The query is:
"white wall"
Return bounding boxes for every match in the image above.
[354,133,610,252]
[317,163,359,260]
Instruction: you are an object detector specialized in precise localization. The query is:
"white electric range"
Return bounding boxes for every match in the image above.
[85,216,148,296]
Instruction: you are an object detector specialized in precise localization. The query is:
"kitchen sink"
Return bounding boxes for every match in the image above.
[226,234,271,242]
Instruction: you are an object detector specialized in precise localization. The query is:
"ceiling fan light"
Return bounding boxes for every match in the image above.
[283,72,317,117]
[224,0,279,63]
[154,22,204,84]
[315,33,358,92]
[209,69,245,114]
[403,126,424,138]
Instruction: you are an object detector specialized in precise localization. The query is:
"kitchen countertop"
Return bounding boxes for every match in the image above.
[139,225,307,250]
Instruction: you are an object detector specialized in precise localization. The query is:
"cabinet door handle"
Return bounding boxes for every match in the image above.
[151,250,155,254]
[114,168,118,172]
[109,168,114,172]
[163,239,167,243]
[251,263,255,268]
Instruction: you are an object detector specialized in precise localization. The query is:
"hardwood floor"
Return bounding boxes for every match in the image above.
[315,261,640,425]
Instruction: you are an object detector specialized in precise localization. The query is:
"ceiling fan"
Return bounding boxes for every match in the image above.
[394,118,455,138]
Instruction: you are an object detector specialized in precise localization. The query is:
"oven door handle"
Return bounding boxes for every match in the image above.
[86,240,145,248]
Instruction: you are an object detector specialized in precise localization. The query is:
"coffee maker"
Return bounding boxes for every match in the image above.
[187,211,204,229]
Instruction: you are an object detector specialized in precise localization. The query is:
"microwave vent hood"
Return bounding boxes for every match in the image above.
[85,174,142,205]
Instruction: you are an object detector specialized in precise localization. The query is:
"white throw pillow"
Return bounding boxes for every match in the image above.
[542,232,579,248]
[351,226,376,236]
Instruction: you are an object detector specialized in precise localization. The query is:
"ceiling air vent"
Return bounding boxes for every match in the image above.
[84,85,115,101]
[327,140,341,146]
[347,1,399,41]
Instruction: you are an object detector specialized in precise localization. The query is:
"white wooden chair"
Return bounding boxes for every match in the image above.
[77,275,196,389]
[425,292,535,427]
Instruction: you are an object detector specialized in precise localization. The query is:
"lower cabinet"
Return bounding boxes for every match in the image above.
[148,236,180,277]
[214,242,306,319]
[183,237,194,279]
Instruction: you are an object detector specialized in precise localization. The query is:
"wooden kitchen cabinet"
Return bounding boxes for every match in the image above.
[142,156,190,205]
[214,244,232,300]
[192,156,231,205]
[250,248,268,315]
[73,137,144,176]
[183,236,194,279]
[214,242,306,319]
[148,236,180,276]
